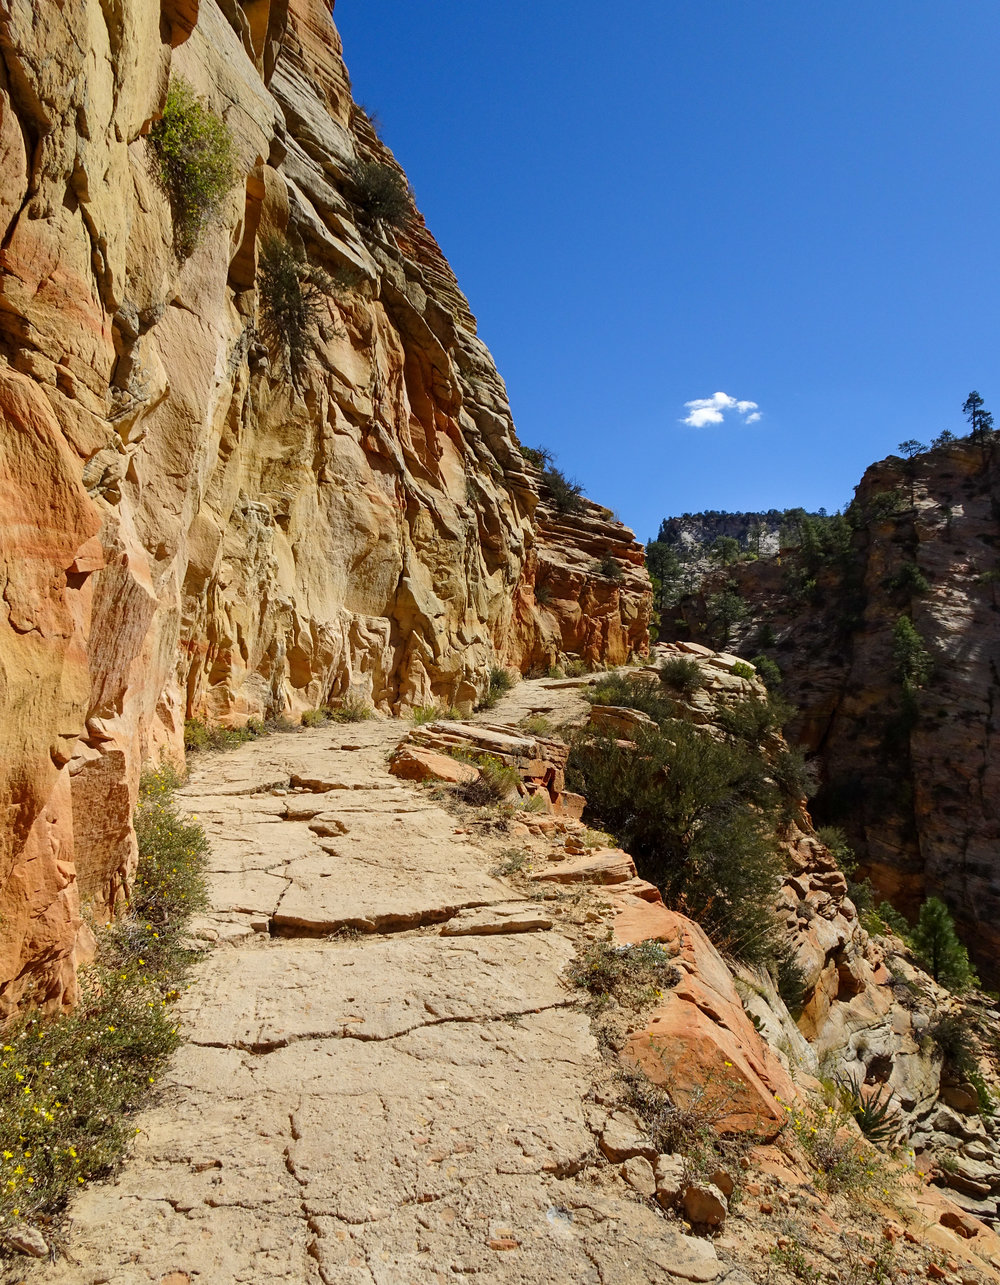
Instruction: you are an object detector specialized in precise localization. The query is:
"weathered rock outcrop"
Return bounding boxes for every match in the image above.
[609,646,1000,1226]
[0,0,649,1011]
[676,441,1000,987]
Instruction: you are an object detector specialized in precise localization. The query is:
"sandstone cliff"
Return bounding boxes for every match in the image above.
[675,440,1000,988]
[0,0,649,1013]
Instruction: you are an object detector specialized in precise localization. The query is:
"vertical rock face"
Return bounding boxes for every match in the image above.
[678,441,1000,984]
[0,0,650,1010]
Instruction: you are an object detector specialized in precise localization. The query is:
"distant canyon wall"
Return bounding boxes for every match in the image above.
[0,0,649,1011]
[677,441,1000,984]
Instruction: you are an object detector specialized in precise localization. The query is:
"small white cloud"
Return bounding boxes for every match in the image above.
[681,391,762,428]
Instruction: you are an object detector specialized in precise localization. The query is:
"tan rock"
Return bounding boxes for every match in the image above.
[529,849,636,885]
[682,1182,728,1228]
[389,747,479,785]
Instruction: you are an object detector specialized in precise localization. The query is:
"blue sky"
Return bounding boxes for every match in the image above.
[334,1,1000,543]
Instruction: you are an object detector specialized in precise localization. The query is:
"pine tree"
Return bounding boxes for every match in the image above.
[910,896,978,992]
[963,391,995,461]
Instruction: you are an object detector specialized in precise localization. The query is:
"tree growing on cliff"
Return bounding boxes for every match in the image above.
[149,78,238,258]
[963,390,995,462]
[892,616,932,691]
[910,897,979,992]
[352,160,412,233]
[257,235,334,385]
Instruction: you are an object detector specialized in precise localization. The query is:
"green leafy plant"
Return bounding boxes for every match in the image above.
[478,666,516,710]
[731,660,755,680]
[257,234,334,384]
[541,465,584,514]
[659,657,704,695]
[455,754,520,806]
[568,720,784,965]
[835,1077,900,1145]
[520,445,553,468]
[887,561,930,596]
[149,78,238,257]
[910,897,978,992]
[749,653,782,689]
[351,160,411,231]
[183,716,269,753]
[328,695,373,723]
[567,940,678,1008]
[596,555,623,581]
[0,767,208,1232]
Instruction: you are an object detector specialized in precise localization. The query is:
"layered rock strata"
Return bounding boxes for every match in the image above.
[0,0,649,1011]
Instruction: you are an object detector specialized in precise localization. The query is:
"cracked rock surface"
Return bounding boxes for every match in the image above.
[30,715,720,1284]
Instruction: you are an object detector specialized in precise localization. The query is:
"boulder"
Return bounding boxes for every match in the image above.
[682,1182,728,1228]
[389,748,479,786]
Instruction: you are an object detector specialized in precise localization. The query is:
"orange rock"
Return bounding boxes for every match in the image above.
[389,748,479,786]
[622,908,797,1139]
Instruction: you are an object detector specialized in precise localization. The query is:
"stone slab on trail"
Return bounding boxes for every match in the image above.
[179,935,575,1050]
[272,804,513,934]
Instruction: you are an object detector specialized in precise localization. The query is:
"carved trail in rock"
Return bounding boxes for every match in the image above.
[27,690,723,1285]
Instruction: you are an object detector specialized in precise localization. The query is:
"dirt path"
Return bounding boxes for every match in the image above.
[29,683,726,1284]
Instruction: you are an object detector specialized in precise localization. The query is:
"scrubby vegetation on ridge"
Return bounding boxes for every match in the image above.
[351,160,412,232]
[0,767,208,1236]
[568,674,800,970]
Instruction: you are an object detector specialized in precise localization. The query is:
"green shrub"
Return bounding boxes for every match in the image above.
[750,654,782,689]
[149,78,238,257]
[841,1080,900,1145]
[541,465,584,514]
[893,616,933,691]
[352,160,411,231]
[659,657,704,695]
[731,660,755,680]
[716,693,790,746]
[589,673,679,724]
[257,235,333,384]
[520,445,553,468]
[328,695,373,723]
[567,940,678,1008]
[301,708,329,728]
[887,561,930,596]
[705,589,747,646]
[565,658,588,678]
[184,716,268,753]
[456,754,520,806]
[568,723,783,965]
[911,897,978,992]
[0,767,208,1231]
[817,825,858,877]
[491,848,531,877]
[412,705,439,725]
[596,555,623,581]
[774,945,809,1015]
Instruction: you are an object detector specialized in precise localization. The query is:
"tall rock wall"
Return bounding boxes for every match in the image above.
[677,440,1000,984]
[0,0,650,1012]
